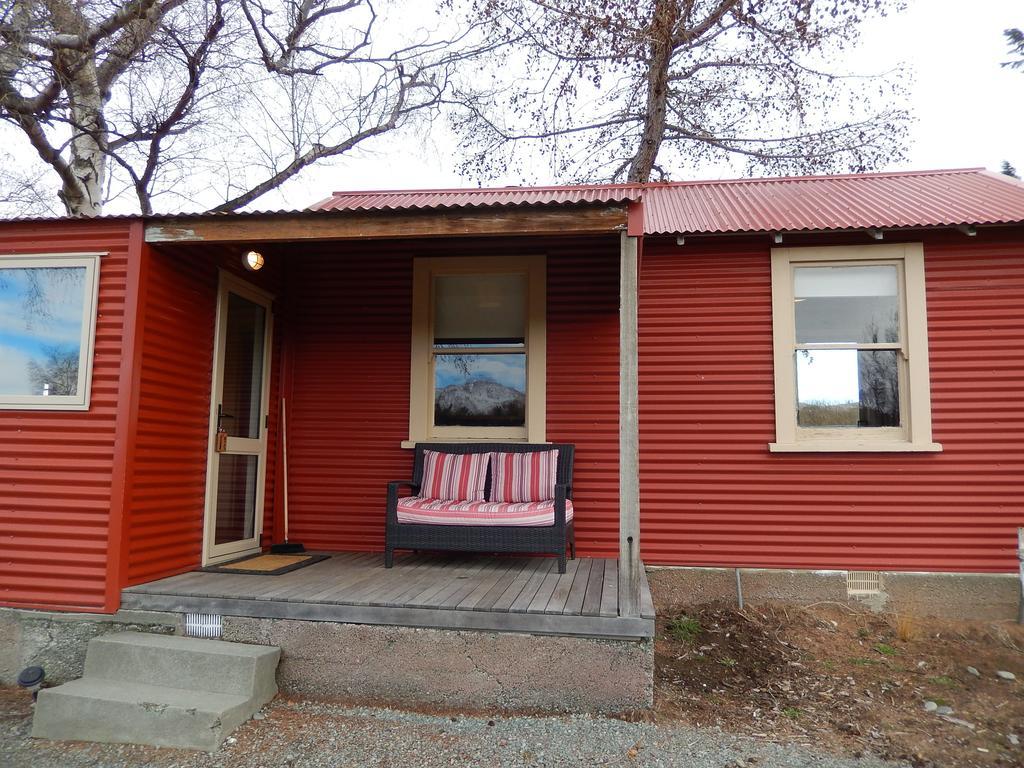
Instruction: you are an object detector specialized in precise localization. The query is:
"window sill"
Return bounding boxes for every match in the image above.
[769,441,943,453]
[401,438,543,449]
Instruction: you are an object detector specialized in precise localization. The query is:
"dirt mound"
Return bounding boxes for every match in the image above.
[653,601,1024,768]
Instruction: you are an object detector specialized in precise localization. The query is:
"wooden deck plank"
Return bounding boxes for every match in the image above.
[540,559,582,615]
[599,559,619,618]
[489,558,549,612]
[456,559,526,611]
[124,571,210,594]
[507,558,556,613]
[559,559,593,615]
[473,559,538,612]
[360,555,453,606]
[418,558,505,609]
[302,556,392,603]
[527,561,572,614]
[119,552,655,640]
[233,555,349,601]
[264,554,377,602]
[120,590,655,639]
[383,555,481,606]
[334,557,413,604]
[581,558,606,617]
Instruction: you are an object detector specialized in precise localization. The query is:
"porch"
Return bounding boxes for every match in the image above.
[121,551,654,640]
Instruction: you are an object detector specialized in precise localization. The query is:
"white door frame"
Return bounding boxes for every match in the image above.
[201,270,275,565]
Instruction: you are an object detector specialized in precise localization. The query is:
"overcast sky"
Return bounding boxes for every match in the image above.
[260,0,1023,209]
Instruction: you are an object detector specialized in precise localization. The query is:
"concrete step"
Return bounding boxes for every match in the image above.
[31,631,281,751]
[31,678,255,751]
[84,631,279,699]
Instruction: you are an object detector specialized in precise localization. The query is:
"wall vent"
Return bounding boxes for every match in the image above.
[846,571,883,596]
[184,613,223,639]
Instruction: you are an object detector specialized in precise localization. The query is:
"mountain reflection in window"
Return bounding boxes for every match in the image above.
[434,353,526,427]
[0,266,86,397]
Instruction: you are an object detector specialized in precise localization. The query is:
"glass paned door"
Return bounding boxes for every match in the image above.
[204,276,273,563]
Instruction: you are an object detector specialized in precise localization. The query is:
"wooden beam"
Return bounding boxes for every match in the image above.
[145,205,629,244]
[618,231,642,618]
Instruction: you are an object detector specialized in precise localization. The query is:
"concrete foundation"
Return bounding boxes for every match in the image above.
[0,607,179,686]
[648,567,1021,621]
[223,617,654,714]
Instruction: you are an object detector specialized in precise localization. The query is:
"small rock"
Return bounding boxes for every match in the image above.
[916,661,927,669]
[996,670,1016,681]
[1008,734,1020,747]
[253,712,266,721]
[966,666,980,677]
[226,737,237,745]
[936,706,953,716]
[923,700,938,712]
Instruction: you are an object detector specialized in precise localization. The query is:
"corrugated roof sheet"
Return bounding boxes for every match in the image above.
[313,168,1024,235]
[6,168,1024,235]
[309,184,642,212]
[641,168,1024,234]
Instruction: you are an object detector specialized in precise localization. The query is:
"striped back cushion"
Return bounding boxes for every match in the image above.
[420,450,489,501]
[489,450,560,503]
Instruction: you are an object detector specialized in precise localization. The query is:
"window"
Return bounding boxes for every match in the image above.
[0,253,101,410]
[408,255,546,444]
[769,244,940,452]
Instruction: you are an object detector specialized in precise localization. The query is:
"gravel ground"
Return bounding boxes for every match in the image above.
[1,693,906,768]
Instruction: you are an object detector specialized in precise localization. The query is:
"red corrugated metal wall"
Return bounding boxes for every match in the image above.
[638,230,1024,572]
[122,245,283,586]
[0,220,135,610]
[284,236,621,557]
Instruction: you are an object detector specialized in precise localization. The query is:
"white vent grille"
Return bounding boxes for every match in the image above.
[846,571,883,596]
[184,613,223,638]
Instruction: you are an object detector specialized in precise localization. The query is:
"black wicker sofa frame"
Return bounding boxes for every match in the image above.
[386,442,576,573]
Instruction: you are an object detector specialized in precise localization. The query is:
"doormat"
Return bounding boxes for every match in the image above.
[200,553,329,576]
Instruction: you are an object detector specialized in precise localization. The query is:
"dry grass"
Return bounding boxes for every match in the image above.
[895,613,918,642]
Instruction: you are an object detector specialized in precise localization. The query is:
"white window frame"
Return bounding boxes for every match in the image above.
[0,252,102,411]
[406,254,546,446]
[769,243,941,453]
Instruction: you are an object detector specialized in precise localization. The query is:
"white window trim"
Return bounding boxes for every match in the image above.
[0,252,102,411]
[407,254,546,446]
[769,243,941,453]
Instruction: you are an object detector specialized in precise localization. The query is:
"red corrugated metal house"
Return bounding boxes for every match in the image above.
[3,167,1024,623]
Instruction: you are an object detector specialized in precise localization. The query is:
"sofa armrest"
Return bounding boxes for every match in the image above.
[553,484,570,527]
[387,480,419,524]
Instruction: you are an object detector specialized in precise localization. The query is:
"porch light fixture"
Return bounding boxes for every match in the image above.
[243,250,265,271]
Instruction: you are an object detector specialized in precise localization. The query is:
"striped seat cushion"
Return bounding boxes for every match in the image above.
[489,449,560,502]
[396,496,574,527]
[419,450,489,501]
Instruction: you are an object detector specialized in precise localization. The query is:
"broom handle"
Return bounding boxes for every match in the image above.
[282,397,290,542]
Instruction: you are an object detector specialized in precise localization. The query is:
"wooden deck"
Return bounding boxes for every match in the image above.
[122,552,655,639]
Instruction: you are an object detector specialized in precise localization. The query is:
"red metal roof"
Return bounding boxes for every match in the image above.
[313,169,1024,235]
[641,168,1024,235]
[309,183,643,212]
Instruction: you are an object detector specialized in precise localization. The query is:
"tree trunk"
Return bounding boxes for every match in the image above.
[61,53,108,216]
[627,0,677,183]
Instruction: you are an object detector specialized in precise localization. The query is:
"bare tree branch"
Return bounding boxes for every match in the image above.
[456,0,910,183]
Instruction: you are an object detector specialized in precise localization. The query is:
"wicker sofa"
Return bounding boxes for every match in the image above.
[385,442,576,573]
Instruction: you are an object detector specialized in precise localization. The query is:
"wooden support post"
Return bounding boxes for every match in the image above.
[619,231,641,618]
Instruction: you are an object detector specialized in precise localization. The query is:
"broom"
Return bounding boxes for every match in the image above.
[270,397,305,554]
